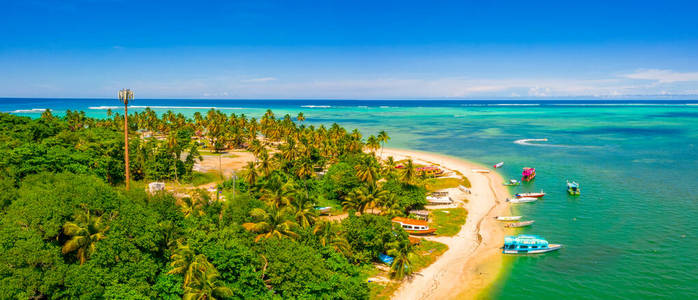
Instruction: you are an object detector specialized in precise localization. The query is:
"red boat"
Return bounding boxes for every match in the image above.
[521,167,536,182]
[515,191,546,198]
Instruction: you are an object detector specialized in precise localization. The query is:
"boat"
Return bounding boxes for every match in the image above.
[379,253,394,265]
[515,190,545,198]
[493,162,504,168]
[314,206,332,215]
[392,217,437,235]
[521,167,536,182]
[503,179,520,186]
[495,216,522,221]
[502,235,562,254]
[504,220,535,228]
[567,180,581,195]
[506,197,538,203]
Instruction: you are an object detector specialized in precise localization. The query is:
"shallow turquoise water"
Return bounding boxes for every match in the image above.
[4,99,698,298]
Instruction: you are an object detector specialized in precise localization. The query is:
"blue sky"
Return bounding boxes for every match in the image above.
[2,0,698,99]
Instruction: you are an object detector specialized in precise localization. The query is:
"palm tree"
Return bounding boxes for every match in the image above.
[260,181,295,208]
[366,135,380,154]
[400,159,416,185]
[257,150,273,177]
[296,112,305,123]
[177,190,208,218]
[377,130,390,157]
[354,156,380,187]
[290,194,317,229]
[242,206,300,242]
[313,221,352,256]
[183,265,232,300]
[379,193,403,217]
[243,161,259,186]
[343,186,387,214]
[168,242,197,287]
[167,131,180,182]
[61,209,109,265]
[296,159,314,179]
[387,239,414,280]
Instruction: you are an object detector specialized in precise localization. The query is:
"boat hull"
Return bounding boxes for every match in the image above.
[496,216,522,221]
[507,197,538,203]
[503,244,562,254]
[405,228,437,235]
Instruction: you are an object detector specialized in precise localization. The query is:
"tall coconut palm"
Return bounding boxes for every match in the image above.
[168,242,197,287]
[290,194,317,229]
[296,112,305,123]
[387,239,414,280]
[400,159,416,185]
[354,156,380,187]
[379,193,403,217]
[243,161,259,186]
[257,150,273,177]
[178,190,208,218]
[61,209,109,265]
[183,265,232,300]
[242,206,300,242]
[377,130,390,157]
[366,135,380,154]
[343,186,387,214]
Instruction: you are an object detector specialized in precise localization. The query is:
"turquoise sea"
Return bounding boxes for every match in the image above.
[3,98,698,299]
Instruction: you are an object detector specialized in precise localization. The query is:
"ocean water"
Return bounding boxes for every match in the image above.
[3,98,698,299]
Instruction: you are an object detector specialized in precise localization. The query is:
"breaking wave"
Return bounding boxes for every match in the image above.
[89,106,244,110]
[300,105,331,108]
[514,138,600,149]
[10,108,49,113]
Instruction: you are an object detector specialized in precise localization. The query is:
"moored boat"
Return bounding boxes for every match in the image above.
[503,179,520,186]
[502,234,562,254]
[567,180,581,195]
[493,162,504,168]
[504,220,535,228]
[515,190,545,198]
[392,217,437,235]
[506,197,538,203]
[495,216,522,221]
[521,167,536,182]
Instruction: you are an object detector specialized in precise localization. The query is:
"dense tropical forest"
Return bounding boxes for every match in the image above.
[0,108,433,299]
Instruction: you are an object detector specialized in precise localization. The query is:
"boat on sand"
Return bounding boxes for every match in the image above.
[504,220,535,228]
[495,216,522,221]
[392,217,437,235]
[502,235,562,254]
[506,197,538,203]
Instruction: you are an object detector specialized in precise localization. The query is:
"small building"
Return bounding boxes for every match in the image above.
[148,182,165,194]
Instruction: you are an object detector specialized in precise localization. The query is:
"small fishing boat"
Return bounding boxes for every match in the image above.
[505,220,535,228]
[495,216,522,221]
[392,217,437,235]
[521,167,536,182]
[503,179,520,186]
[502,235,562,254]
[567,180,581,195]
[314,206,332,215]
[515,191,546,198]
[493,162,504,168]
[506,197,538,203]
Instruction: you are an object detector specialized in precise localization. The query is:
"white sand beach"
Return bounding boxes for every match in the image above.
[378,148,511,300]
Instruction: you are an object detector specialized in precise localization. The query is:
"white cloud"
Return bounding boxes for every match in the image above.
[624,69,698,83]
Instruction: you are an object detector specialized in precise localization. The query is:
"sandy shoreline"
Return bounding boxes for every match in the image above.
[378,148,512,300]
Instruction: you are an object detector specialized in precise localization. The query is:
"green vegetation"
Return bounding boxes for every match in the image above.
[0,109,443,299]
[431,208,468,236]
[425,176,471,192]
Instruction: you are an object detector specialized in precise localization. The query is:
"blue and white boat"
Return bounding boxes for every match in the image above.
[502,235,562,254]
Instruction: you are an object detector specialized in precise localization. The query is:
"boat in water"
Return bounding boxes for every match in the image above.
[506,197,538,203]
[502,235,562,254]
[503,179,520,186]
[521,167,536,182]
[495,216,522,221]
[493,162,504,168]
[392,217,437,235]
[567,180,581,195]
[505,220,535,228]
[515,191,546,198]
